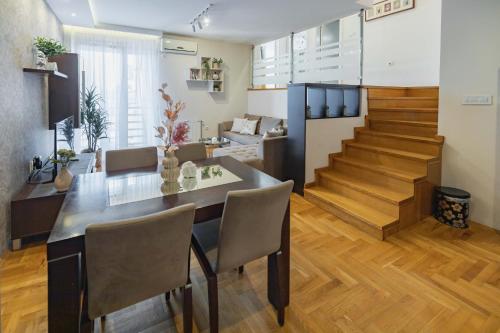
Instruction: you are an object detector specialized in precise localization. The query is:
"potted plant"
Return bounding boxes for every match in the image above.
[202,60,211,80]
[51,148,76,192]
[81,86,110,153]
[212,57,223,69]
[33,37,66,70]
[155,84,190,183]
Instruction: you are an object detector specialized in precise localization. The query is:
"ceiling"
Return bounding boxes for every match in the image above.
[46,0,366,44]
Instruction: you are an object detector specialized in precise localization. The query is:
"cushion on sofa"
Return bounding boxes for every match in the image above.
[259,116,282,135]
[222,131,261,145]
[230,118,247,132]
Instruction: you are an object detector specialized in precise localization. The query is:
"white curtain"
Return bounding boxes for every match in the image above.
[64,26,160,150]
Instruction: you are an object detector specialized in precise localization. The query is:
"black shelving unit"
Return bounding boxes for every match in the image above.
[286,83,361,194]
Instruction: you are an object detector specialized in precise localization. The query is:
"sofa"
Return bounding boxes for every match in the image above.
[218,113,286,145]
[215,114,287,180]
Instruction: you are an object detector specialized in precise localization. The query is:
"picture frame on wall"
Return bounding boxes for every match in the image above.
[365,0,415,22]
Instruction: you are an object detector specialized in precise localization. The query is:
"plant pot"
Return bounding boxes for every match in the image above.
[161,151,180,182]
[54,166,73,192]
[212,63,219,69]
[33,49,47,69]
[46,62,58,71]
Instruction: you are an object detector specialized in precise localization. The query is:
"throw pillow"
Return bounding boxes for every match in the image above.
[263,127,285,139]
[240,119,259,135]
[259,116,282,136]
[230,118,247,132]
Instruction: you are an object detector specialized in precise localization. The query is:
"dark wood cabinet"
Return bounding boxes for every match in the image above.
[286,83,361,194]
[10,154,94,250]
[49,53,80,129]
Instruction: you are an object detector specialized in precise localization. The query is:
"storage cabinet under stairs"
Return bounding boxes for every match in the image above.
[304,87,443,240]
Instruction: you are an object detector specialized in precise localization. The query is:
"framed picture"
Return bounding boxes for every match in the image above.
[365,0,415,21]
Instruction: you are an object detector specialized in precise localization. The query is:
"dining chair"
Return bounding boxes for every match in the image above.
[82,204,196,333]
[105,146,158,172]
[175,143,207,164]
[191,180,294,332]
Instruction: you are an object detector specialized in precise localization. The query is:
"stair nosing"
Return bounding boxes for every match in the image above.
[345,142,438,162]
[368,97,438,100]
[356,129,443,144]
[368,107,438,113]
[331,155,425,183]
[317,169,413,205]
[304,187,398,230]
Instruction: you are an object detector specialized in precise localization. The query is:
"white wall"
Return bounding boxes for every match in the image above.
[305,89,368,183]
[362,0,441,86]
[247,89,287,118]
[439,0,500,229]
[160,36,251,138]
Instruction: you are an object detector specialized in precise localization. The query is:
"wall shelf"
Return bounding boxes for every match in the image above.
[186,56,224,93]
[23,67,68,79]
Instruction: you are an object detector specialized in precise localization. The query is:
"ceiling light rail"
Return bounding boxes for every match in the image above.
[191,4,213,32]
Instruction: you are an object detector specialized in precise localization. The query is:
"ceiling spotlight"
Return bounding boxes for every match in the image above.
[71,12,77,17]
[190,4,213,33]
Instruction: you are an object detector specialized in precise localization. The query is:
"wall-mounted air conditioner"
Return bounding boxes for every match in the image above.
[162,37,198,55]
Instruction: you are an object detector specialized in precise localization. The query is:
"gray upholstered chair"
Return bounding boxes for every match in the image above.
[175,143,207,164]
[105,146,158,172]
[82,204,196,333]
[191,180,294,332]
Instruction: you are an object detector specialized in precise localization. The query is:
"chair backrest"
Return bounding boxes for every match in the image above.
[215,180,293,273]
[85,204,196,319]
[105,146,158,172]
[175,143,207,164]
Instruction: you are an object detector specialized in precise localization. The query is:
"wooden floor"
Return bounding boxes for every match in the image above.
[2,194,500,332]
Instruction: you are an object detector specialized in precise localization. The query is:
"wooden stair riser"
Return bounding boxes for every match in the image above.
[317,174,400,217]
[368,120,438,138]
[368,109,438,122]
[369,98,438,109]
[355,131,442,156]
[344,144,428,175]
[330,158,414,196]
[367,87,439,98]
[304,191,387,240]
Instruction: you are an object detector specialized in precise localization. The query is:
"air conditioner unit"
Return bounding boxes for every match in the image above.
[162,38,198,55]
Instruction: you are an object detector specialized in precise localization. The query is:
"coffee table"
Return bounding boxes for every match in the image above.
[200,137,231,157]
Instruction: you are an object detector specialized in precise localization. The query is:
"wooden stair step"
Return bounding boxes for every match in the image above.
[331,155,425,183]
[317,169,413,205]
[369,97,438,100]
[369,107,438,113]
[369,97,438,108]
[304,186,399,231]
[368,119,438,128]
[345,142,438,162]
[356,129,444,144]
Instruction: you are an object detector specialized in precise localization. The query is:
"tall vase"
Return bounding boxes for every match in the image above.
[54,166,73,192]
[161,151,180,183]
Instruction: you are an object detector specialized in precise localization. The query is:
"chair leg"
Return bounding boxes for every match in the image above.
[183,284,193,333]
[238,265,244,274]
[207,275,219,333]
[272,251,285,326]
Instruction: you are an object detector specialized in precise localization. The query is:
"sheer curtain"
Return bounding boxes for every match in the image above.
[64,26,160,150]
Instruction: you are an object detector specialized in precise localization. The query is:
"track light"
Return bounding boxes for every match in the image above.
[190,4,213,32]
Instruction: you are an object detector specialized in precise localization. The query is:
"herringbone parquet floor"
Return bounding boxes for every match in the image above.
[2,194,500,332]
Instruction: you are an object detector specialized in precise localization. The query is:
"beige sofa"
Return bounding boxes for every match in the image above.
[216,114,287,179]
[218,113,286,145]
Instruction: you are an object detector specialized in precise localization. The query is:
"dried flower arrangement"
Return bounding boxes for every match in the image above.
[155,84,190,152]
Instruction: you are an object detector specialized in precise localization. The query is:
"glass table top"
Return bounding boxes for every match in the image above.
[107,164,242,206]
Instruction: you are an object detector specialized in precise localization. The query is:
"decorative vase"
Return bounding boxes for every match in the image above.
[161,150,180,182]
[212,62,219,69]
[161,181,180,195]
[182,177,197,191]
[95,148,102,169]
[54,166,73,192]
[33,49,47,69]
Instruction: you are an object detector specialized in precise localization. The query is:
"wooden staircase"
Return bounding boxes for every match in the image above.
[304,87,443,240]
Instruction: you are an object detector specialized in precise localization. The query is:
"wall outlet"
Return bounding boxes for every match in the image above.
[462,95,493,105]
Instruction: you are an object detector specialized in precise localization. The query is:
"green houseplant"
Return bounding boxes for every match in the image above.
[81,86,110,153]
[33,37,66,58]
[212,57,223,69]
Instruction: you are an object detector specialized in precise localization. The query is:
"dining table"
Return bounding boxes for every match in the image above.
[46,156,290,333]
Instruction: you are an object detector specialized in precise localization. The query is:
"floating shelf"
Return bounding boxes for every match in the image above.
[23,68,68,79]
[187,56,224,94]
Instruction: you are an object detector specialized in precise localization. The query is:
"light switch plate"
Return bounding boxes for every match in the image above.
[462,95,493,105]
